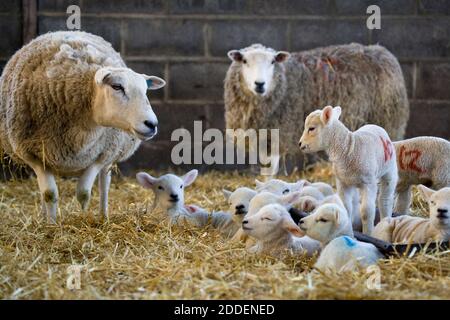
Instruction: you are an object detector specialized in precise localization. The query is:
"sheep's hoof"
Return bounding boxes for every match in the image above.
[76,189,91,211]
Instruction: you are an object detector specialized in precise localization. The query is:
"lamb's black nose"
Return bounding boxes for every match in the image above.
[298,141,302,148]
[242,220,248,225]
[235,204,245,210]
[437,208,448,218]
[299,219,304,225]
[170,194,178,200]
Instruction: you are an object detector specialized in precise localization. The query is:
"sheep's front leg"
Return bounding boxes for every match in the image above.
[76,163,102,211]
[30,163,59,224]
[394,184,411,215]
[359,183,378,235]
[378,172,397,220]
[98,166,112,219]
[336,179,354,220]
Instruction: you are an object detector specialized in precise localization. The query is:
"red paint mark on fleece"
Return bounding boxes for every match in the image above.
[398,146,425,174]
[380,137,393,162]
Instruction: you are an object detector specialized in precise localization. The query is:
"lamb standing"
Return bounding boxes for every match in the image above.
[242,204,321,257]
[299,203,383,273]
[0,31,166,223]
[373,185,450,243]
[224,43,409,170]
[299,106,398,235]
[393,137,450,214]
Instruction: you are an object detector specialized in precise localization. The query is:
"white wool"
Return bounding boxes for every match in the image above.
[255,178,304,195]
[299,203,382,273]
[242,204,320,257]
[393,137,450,214]
[373,185,450,243]
[301,180,334,197]
[299,105,398,235]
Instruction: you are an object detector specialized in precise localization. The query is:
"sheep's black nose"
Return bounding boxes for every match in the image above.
[242,220,248,225]
[254,81,265,87]
[144,120,156,130]
[235,204,245,210]
[437,208,448,218]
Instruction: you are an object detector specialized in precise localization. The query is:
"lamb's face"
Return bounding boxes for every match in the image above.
[223,187,257,224]
[255,179,304,196]
[136,169,198,210]
[227,45,290,96]
[299,106,341,153]
[242,204,303,240]
[299,203,348,243]
[419,186,450,231]
[93,67,165,141]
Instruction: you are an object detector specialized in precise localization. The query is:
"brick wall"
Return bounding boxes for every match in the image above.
[1,0,449,174]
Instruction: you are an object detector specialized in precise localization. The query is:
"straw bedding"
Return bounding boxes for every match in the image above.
[0,162,448,299]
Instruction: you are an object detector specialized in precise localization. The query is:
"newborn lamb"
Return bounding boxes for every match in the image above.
[299,105,398,235]
[372,185,450,243]
[222,187,257,225]
[255,178,327,200]
[299,203,383,273]
[242,204,321,257]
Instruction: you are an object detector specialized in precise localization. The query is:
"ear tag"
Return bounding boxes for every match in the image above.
[146,79,153,88]
[342,236,357,248]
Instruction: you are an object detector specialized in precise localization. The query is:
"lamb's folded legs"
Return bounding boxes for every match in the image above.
[76,162,103,211]
[29,163,58,224]
[98,166,111,219]
[359,183,378,235]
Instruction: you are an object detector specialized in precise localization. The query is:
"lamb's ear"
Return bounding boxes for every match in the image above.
[222,189,232,200]
[280,191,302,207]
[301,179,311,186]
[228,50,243,62]
[94,67,112,85]
[300,196,318,212]
[275,51,290,63]
[417,185,435,202]
[136,172,157,189]
[185,205,197,214]
[142,75,166,90]
[282,215,305,237]
[333,106,342,120]
[291,180,305,192]
[332,206,342,227]
[255,179,264,189]
[182,169,198,187]
[320,105,334,125]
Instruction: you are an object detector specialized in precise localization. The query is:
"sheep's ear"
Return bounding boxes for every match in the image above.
[136,172,157,189]
[320,105,334,125]
[94,67,112,85]
[291,180,305,192]
[275,51,290,63]
[222,189,232,200]
[282,215,305,237]
[280,191,302,207]
[182,169,198,187]
[300,196,318,212]
[228,50,243,62]
[142,75,166,90]
[255,179,264,189]
[417,185,435,202]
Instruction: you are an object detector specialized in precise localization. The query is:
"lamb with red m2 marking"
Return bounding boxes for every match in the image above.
[298,106,398,235]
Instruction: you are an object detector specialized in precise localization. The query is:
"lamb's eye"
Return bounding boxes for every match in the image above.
[308,127,315,132]
[318,218,328,223]
[180,185,183,189]
[262,217,273,221]
[243,59,247,64]
[271,60,275,64]
[111,84,124,92]
[282,189,290,194]
[431,201,435,205]
[158,186,164,190]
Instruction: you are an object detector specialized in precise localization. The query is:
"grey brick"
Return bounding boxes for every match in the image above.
[118,140,174,173]
[0,0,21,13]
[372,18,450,58]
[251,0,332,15]
[125,19,204,56]
[169,0,250,14]
[125,61,166,100]
[151,103,208,141]
[169,62,228,100]
[400,62,414,98]
[418,0,450,15]
[335,0,416,15]
[291,19,368,52]
[39,16,122,51]
[0,15,22,57]
[83,0,166,14]
[406,101,450,138]
[38,0,81,11]
[209,20,288,57]
[416,62,450,100]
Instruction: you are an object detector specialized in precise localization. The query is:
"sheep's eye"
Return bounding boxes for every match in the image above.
[243,59,247,64]
[111,84,124,92]
[158,186,164,190]
[180,185,183,189]
[282,189,290,194]
[308,127,315,132]
[262,217,273,221]
[431,201,435,205]
[318,218,328,223]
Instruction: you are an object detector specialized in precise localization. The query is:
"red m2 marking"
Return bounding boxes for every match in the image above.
[398,146,425,173]
[379,137,393,162]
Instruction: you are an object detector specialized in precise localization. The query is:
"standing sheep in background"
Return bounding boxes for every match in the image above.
[373,185,450,243]
[299,106,398,235]
[393,137,450,214]
[224,43,409,172]
[0,31,165,223]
